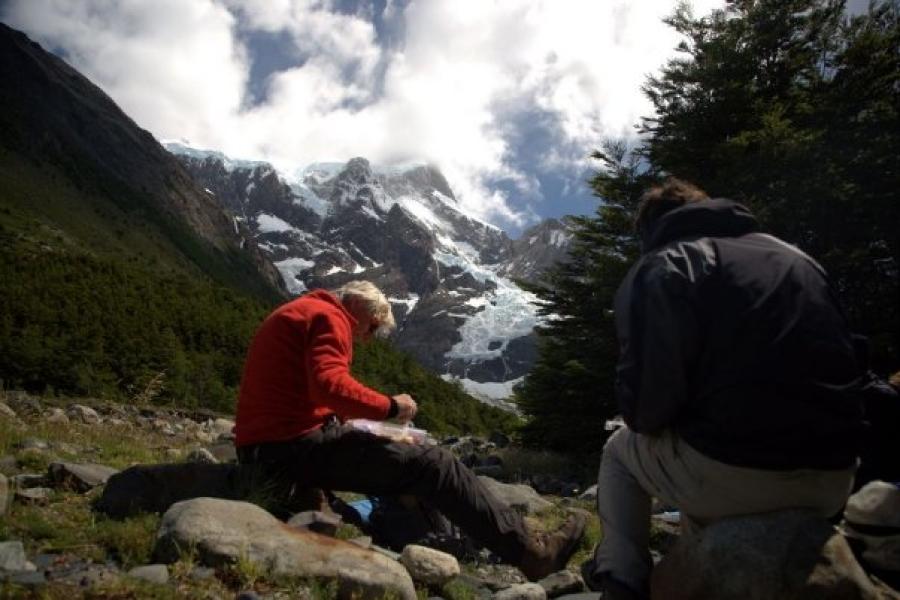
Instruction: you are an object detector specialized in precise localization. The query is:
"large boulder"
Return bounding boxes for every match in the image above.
[651,510,882,600]
[154,498,416,600]
[95,463,244,518]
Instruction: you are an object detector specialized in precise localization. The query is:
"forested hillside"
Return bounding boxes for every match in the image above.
[519,0,900,454]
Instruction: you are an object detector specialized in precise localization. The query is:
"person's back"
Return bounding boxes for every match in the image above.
[589,179,866,600]
[632,202,864,469]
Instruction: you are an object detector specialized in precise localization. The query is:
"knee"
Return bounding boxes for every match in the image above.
[603,427,633,456]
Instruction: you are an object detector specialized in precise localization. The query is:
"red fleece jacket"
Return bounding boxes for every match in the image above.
[234,289,391,447]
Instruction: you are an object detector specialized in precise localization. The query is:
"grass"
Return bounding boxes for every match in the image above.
[496,446,598,487]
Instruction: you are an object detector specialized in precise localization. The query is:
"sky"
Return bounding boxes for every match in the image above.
[0,0,738,236]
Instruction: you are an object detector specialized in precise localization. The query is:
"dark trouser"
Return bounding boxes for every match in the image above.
[236,420,530,564]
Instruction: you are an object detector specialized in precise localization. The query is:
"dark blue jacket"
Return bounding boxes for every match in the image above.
[614,199,865,470]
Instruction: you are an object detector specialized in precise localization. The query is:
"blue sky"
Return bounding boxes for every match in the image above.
[2,0,740,236]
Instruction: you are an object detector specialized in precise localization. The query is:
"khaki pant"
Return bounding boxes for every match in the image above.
[589,427,855,595]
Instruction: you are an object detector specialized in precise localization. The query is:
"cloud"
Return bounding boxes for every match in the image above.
[1,0,725,232]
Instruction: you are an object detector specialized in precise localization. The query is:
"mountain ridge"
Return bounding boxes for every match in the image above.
[167,143,574,407]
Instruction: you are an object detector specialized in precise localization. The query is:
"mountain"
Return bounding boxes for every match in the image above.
[0,23,283,299]
[167,143,573,409]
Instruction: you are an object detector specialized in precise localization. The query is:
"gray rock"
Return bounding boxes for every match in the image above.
[15,487,52,505]
[537,570,584,598]
[11,473,46,488]
[189,566,216,580]
[54,563,121,587]
[0,474,8,516]
[186,448,219,464]
[287,510,342,536]
[473,465,505,478]
[0,455,16,472]
[66,404,100,425]
[47,462,118,492]
[477,477,553,515]
[651,510,882,600]
[845,481,900,528]
[209,418,235,440]
[493,583,547,600]
[0,570,46,586]
[127,564,169,584]
[0,541,32,571]
[45,408,70,425]
[841,524,900,572]
[0,402,18,420]
[105,417,128,428]
[16,438,49,451]
[400,545,460,586]
[554,594,603,600]
[154,497,417,600]
[207,442,238,463]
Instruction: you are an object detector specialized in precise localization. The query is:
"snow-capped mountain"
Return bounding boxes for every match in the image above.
[165,142,573,410]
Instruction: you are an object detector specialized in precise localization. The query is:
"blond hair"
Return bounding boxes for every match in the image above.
[333,280,396,336]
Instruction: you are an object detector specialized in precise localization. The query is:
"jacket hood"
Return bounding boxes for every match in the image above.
[305,289,358,326]
[641,198,760,252]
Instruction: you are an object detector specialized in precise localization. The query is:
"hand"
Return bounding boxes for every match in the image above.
[391,393,417,424]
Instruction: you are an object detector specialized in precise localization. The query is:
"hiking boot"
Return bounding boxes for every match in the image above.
[580,560,649,600]
[518,510,587,581]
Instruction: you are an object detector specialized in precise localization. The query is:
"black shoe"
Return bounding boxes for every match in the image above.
[580,560,648,600]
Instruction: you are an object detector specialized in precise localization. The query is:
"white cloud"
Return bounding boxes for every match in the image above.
[2,0,725,231]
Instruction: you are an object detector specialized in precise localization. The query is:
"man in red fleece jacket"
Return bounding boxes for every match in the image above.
[235,280,585,580]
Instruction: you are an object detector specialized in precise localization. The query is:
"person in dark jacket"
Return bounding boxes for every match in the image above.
[235,280,585,580]
[582,179,866,599]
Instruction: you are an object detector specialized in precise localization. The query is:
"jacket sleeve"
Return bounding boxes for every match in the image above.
[615,249,703,434]
[306,312,392,420]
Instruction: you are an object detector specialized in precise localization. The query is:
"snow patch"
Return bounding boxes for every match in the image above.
[274,257,315,295]
[257,213,295,234]
[442,374,522,414]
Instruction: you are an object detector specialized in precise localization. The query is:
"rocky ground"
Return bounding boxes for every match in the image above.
[1,391,898,600]
[0,392,603,599]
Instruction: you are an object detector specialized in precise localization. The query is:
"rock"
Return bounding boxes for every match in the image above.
[477,477,553,515]
[651,510,882,600]
[400,545,461,586]
[106,417,128,428]
[207,442,238,463]
[66,404,100,425]
[0,541,32,571]
[154,497,417,600]
[16,438,49,451]
[349,536,373,549]
[4,393,41,417]
[15,487,52,505]
[164,448,182,461]
[287,510,342,537]
[127,564,169,584]
[11,473,46,488]
[210,418,236,440]
[186,448,219,464]
[473,465,505,478]
[54,563,121,587]
[0,474,8,516]
[0,570,46,586]
[538,571,584,598]
[493,583,547,600]
[96,462,244,518]
[845,481,900,528]
[488,432,511,448]
[189,566,216,580]
[0,402,18,420]
[554,594,602,600]
[236,592,262,600]
[0,455,16,472]
[44,408,70,425]
[47,462,118,492]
